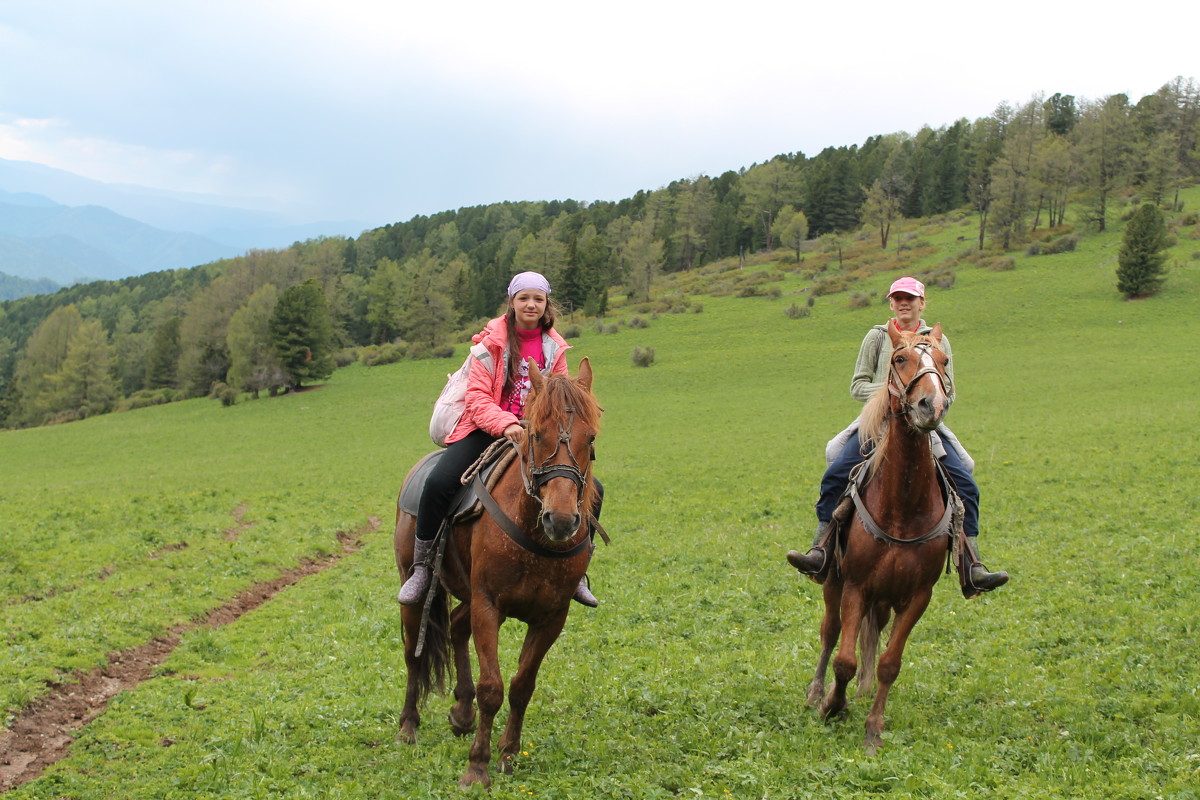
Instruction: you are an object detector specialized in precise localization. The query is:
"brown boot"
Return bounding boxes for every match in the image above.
[787,521,831,575]
[964,536,1009,594]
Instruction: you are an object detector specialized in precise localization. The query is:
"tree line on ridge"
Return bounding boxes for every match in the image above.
[0,78,1197,428]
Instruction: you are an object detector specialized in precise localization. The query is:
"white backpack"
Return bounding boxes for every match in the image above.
[429,344,494,447]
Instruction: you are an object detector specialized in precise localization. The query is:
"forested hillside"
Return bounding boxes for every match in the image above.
[1,78,1197,429]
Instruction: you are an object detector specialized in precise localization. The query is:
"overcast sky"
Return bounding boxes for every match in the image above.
[1,0,1195,229]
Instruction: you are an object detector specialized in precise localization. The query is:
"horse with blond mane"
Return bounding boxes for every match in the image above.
[806,323,958,753]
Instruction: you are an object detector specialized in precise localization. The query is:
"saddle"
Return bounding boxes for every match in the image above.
[398,444,517,523]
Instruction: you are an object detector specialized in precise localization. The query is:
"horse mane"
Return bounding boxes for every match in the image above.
[857,329,932,480]
[524,372,602,513]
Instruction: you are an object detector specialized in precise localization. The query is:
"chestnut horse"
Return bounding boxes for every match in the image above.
[807,325,954,753]
[394,358,600,788]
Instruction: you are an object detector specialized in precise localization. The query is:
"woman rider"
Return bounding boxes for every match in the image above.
[398,271,602,607]
[787,276,1008,593]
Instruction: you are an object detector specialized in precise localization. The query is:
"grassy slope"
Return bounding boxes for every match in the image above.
[2,194,1198,798]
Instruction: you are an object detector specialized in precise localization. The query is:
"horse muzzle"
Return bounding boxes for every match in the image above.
[909,394,947,432]
[540,509,583,542]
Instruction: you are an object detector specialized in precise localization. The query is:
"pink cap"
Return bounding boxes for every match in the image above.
[887,277,925,298]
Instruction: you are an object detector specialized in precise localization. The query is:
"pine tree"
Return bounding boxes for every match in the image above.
[270,280,335,391]
[1117,203,1169,298]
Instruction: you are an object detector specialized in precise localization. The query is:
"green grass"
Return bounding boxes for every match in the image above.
[3,194,1199,798]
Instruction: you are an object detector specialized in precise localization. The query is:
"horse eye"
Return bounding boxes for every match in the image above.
[894,355,907,365]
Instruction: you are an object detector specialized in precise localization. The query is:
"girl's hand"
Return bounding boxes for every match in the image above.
[503,423,524,444]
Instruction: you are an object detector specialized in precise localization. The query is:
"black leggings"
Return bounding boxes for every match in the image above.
[416,429,495,542]
[415,429,606,542]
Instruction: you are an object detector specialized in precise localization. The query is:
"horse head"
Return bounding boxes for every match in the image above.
[885,323,950,433]
[523,358,600,542]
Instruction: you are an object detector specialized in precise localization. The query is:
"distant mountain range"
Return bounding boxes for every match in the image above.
[0,158,371,298]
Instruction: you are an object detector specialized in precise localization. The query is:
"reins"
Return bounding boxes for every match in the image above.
[850,335,953,546]
[469,403,606,559]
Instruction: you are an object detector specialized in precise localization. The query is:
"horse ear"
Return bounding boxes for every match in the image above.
[887,323,904,347]
[929,323,943,343]
[576,357,593,392]
[527,357,545,394]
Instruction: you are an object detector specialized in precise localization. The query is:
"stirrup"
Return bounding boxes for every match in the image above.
[786,547,827,575]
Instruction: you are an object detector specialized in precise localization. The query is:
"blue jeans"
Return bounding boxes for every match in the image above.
[816,430,980,537]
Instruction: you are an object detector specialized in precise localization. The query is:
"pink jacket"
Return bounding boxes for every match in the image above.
[446,316,571,444]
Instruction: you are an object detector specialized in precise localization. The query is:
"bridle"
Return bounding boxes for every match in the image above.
[517,406,592,516]
[887,340,949,419]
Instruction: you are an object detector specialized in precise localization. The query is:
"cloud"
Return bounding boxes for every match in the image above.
[1,0,1196,227]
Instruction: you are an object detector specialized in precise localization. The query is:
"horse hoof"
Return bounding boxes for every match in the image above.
[449,708,476,737]
[819,700,846,722]
[397,721,417,745]
[864,735,882,755]
[459,768,491,790]
[805,683,825,708]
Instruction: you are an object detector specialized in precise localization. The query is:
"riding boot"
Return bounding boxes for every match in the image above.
[573,543,598,607]
[787,520,832,576]
[963,535,1009,594]
[398,537,435,606]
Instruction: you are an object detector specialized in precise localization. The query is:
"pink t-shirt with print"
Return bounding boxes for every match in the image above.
[501,327,545,417]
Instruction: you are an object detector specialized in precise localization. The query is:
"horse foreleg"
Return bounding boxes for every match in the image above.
[448,601,476,736]
[498,611,569,774]
[808,579,843,707]
[398,604,423,744]
[863,588,932,755]
[461,600,503,789]
[822,585,866,721]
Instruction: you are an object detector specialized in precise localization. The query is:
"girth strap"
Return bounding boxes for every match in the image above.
[472,473,589,559]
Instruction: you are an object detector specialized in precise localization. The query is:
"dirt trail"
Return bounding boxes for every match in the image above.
[0,516,382,793]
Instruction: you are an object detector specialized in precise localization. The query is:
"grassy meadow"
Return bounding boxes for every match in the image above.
[2,196,1199,799]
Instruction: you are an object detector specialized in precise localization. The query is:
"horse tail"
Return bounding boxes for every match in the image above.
[857,603,886,695]
[405,582,452,701]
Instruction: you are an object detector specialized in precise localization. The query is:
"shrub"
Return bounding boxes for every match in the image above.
[978,256,1016,272]
[784,302,811,319]
[848,292,872,309]
[333,348,359,367]
[432,344,456,359]
[1030,235,1079,256]
[812,276,849,296]
[118,388,177,411]
[362,342,407,366]
[560,324,582,339]
[631,346,656,367]
[210,382,238,407]
[629,316,649,329]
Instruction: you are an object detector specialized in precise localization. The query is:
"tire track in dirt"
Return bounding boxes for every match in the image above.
[0,515,382,793]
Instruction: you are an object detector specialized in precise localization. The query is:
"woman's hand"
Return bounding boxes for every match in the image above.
[502,423,524,444]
